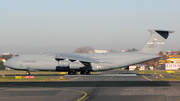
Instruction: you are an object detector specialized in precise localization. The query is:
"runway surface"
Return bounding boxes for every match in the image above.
[1,70,180,101]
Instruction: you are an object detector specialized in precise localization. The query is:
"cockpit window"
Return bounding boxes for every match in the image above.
[14,55,19,57]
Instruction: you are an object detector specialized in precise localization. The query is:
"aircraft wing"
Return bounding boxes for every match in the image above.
[55,53,108,64]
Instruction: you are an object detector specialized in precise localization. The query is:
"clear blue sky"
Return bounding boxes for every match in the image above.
[0,0,180,54]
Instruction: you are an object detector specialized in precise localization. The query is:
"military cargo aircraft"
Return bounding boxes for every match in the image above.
[4,30,174,75]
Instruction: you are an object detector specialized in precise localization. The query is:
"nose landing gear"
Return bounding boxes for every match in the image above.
[26,71,30,75]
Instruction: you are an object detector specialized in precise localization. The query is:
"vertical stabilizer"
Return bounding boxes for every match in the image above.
[140,30,174,54]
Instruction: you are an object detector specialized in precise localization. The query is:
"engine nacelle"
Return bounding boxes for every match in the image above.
[59,59,70,67]
[91,63,102,70]
[69,60,84,69]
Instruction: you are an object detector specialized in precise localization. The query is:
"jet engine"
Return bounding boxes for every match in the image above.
[91,63,102,70]
[69,60,84,69]
[59,59,70,67]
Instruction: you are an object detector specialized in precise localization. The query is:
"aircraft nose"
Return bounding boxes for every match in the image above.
[4,60,9,67]
[4,58,18,69]
[4,61,7,67]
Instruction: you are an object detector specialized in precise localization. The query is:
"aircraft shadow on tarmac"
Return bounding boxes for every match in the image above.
[0,81,173,87]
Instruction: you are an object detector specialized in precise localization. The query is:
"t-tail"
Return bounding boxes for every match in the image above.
[140,30,174,54]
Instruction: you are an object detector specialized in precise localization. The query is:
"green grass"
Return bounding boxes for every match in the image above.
[139,70,180,74]
[158,75,180,81]
[0,76,61,82]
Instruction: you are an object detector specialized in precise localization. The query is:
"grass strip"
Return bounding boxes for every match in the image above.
[157,75,180,81]
[139,70,180,74]
[0,76,61,82]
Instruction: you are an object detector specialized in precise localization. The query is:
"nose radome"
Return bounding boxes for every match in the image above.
[3,58,18,69]
[4,61,7,67]
[4,60,8,67]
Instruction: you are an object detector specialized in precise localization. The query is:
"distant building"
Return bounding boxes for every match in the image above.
[129,64,154,70]
[3,53,10,55]
[167,55,180,63]
[167,50,172,55]
[170,51,180,55]
[89,50,108,53]
[122,50,126,52]
[159,60,171,64]
[165,63,180,70]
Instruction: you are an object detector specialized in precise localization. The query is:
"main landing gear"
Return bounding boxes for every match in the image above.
[80,70,91,75]
[68,70,77,75]
[26,71,30,75]
[68,70,91,75]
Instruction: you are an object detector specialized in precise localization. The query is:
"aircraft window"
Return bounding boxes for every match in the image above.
[14,55,19,57]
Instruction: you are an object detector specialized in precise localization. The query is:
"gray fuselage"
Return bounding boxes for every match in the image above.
[5,52,160,72]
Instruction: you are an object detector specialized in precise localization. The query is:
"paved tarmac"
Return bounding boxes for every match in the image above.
[0,70,180,101]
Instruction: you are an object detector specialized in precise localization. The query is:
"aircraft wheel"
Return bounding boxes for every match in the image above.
[80,71,84,75]
[68,71,73,75]
[84,70,91,75]
[72,70,77,75]
[26,72,30,75]
[80,70,91,75]
[85,71,91,75]
[68,70,77,75]
[87,71,91,75]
